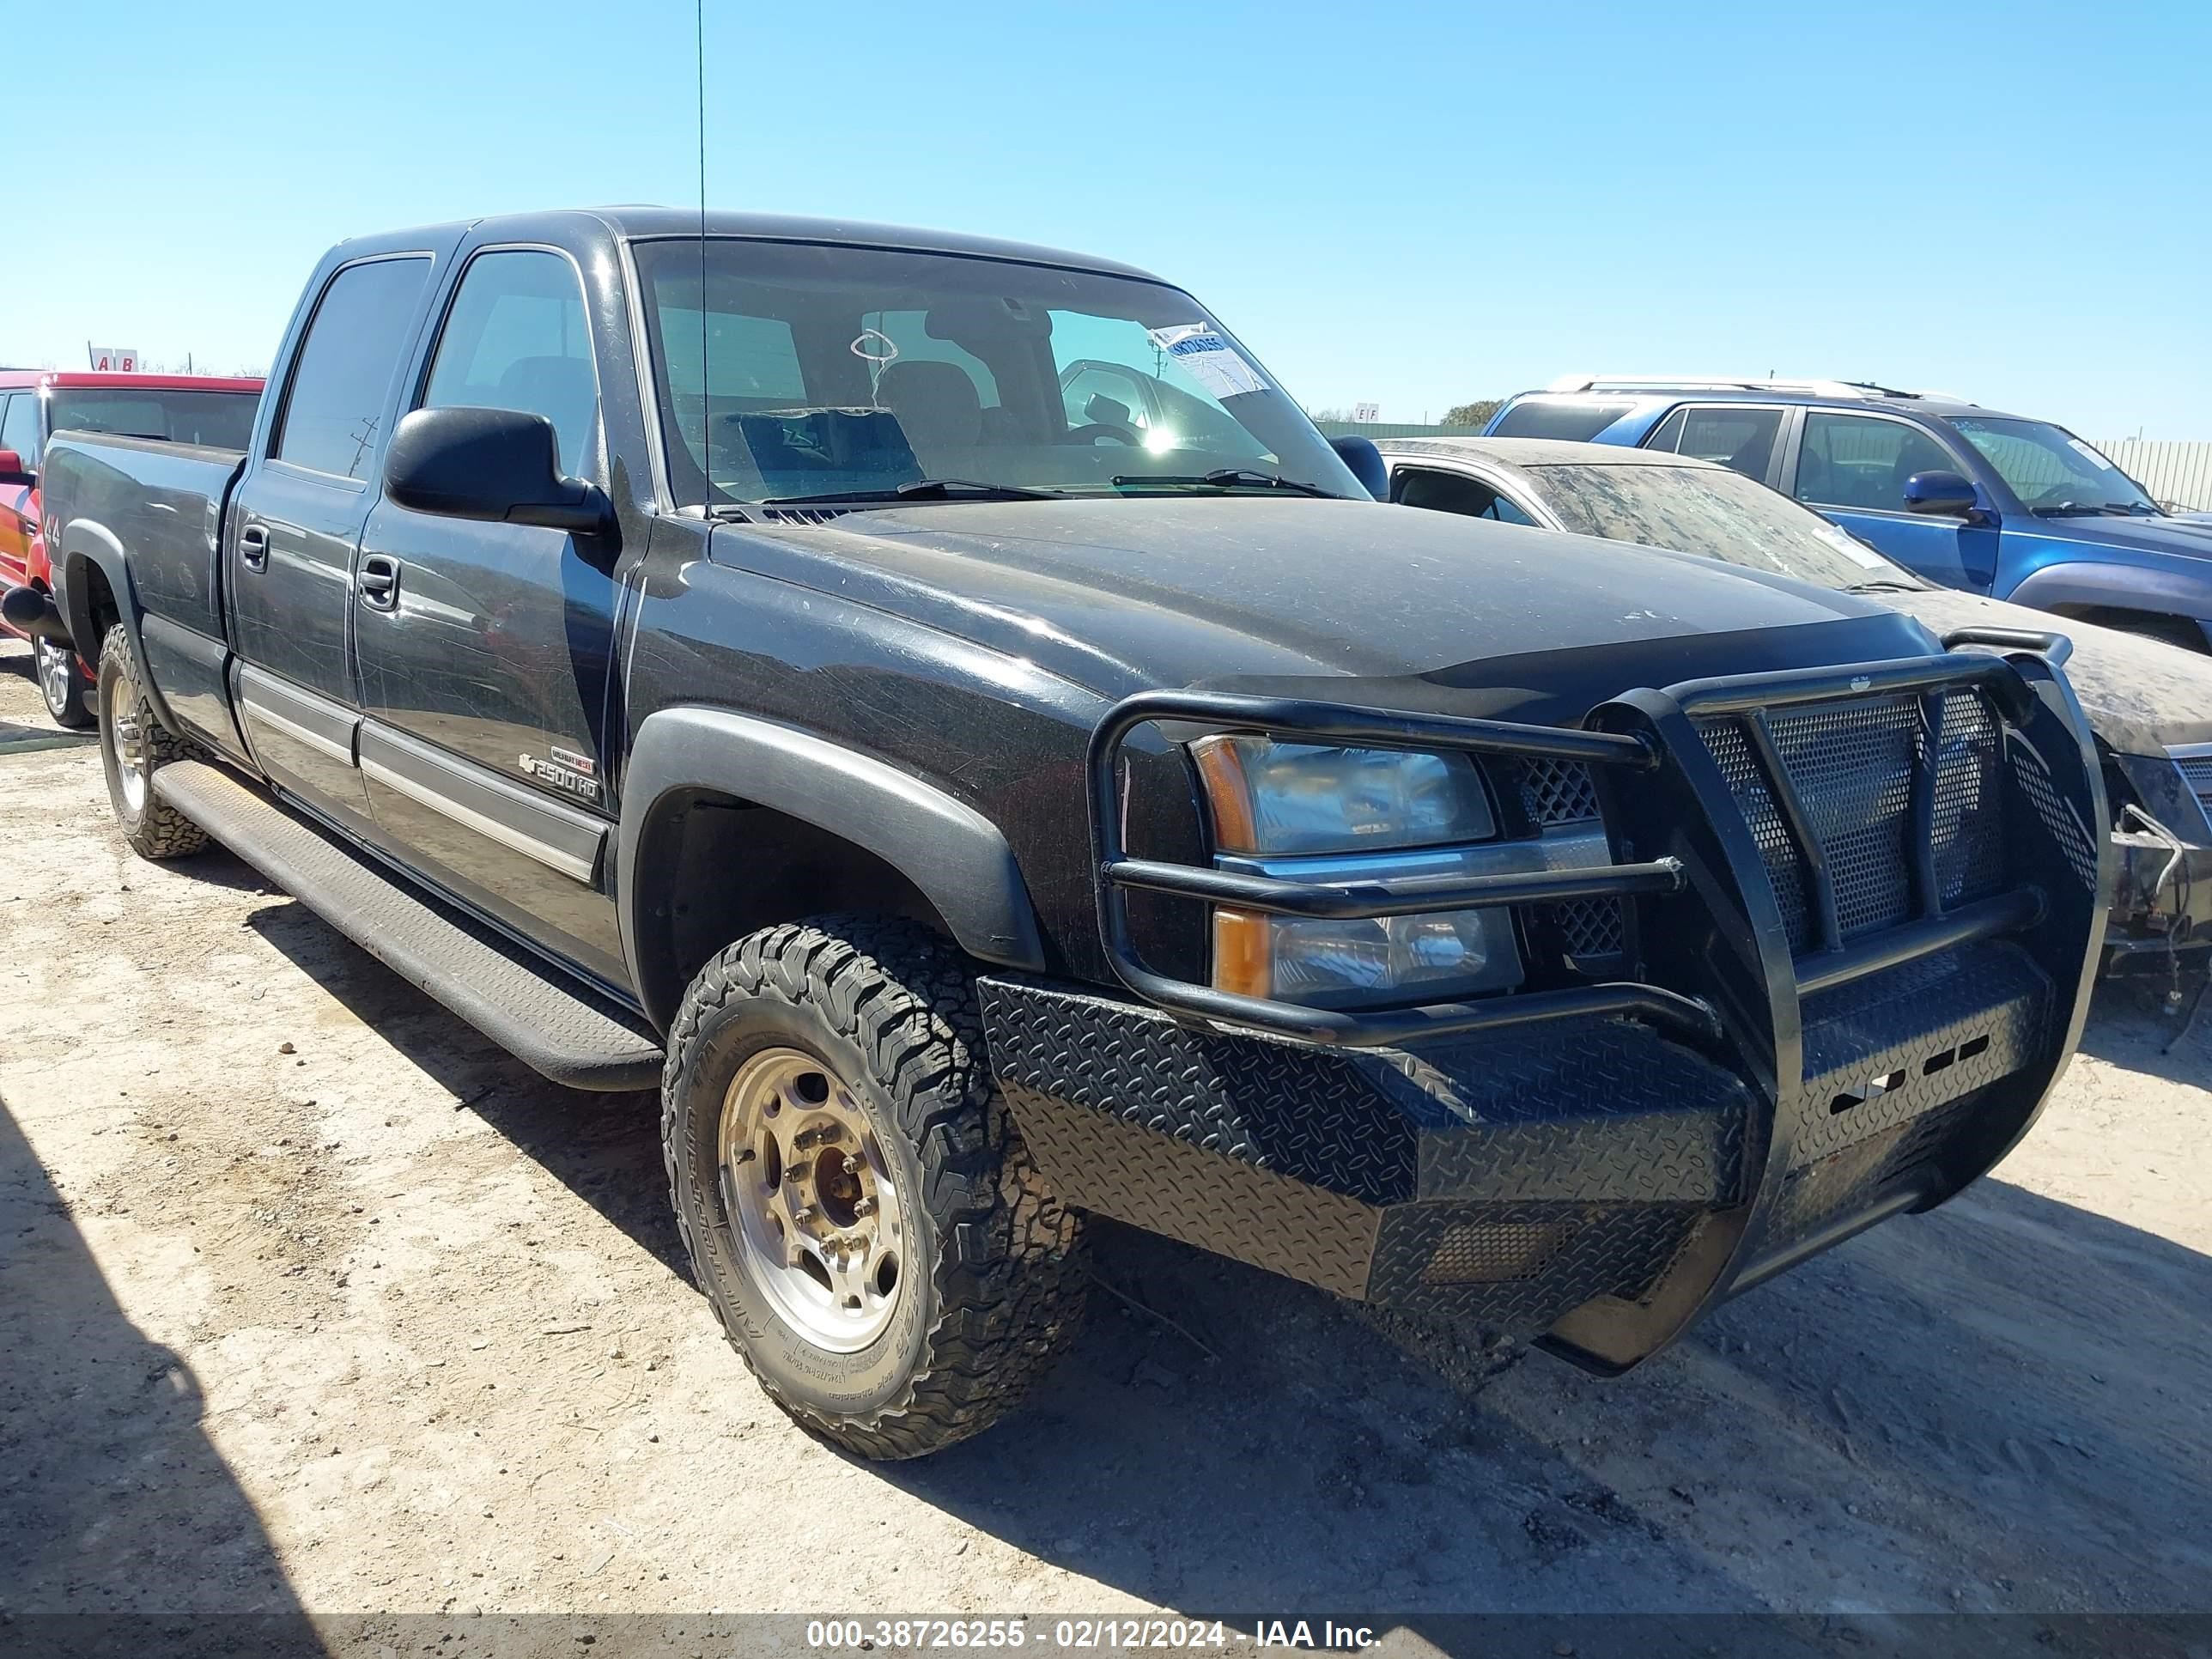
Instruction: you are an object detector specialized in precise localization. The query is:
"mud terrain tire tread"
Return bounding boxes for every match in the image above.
[98,623,210,861]
[662,914,1086,1458]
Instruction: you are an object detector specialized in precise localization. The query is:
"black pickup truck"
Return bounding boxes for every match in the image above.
[43,209,2109,1459]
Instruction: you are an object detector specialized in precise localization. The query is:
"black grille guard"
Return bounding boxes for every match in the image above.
[1088,629,2107,1054]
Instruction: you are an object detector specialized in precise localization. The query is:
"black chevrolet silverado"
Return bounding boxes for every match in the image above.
[41,210,2109,1458]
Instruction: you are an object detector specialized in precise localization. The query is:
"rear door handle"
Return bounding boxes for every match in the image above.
[238,524,270,570]
[357,554,401,611]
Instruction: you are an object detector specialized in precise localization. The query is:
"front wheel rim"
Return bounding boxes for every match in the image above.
[36,638,75,714]
[718,1047,906,1352]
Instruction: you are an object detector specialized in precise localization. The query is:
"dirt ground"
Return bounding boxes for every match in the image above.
[2,634,2208,1650]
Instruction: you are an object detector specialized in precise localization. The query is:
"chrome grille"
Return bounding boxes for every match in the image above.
[1697,692,2008,956]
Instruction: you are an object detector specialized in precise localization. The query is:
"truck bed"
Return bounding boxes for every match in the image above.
[42,431,247,753]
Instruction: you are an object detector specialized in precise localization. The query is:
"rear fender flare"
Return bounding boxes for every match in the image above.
[616,706,1047,1030]
[58,521,186,735]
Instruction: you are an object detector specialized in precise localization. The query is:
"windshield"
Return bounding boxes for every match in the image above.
[47,387,258,452]
[631,239,1360,507]
[1950,416,2158,514]
[1528,461,1920,590]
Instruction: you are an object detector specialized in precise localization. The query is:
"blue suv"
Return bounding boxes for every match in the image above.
[1486,378,2212,651]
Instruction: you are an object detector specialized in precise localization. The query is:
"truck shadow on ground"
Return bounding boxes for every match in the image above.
[0,1092,323,1652]
[240,897,2212,1629]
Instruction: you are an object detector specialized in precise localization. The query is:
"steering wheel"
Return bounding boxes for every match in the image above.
[1065,420,1144,447]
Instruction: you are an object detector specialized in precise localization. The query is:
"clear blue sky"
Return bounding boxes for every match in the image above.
[8,0,2208,434]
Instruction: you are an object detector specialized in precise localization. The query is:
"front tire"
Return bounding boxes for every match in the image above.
[663,915,1086,1458]
[96,623,209,860]
[34,632,94,729]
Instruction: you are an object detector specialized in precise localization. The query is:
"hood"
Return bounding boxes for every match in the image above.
[714,497,1924,701]
[1885,586,2212,755]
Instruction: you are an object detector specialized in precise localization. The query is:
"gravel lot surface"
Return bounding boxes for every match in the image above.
[2,635,2207,1652]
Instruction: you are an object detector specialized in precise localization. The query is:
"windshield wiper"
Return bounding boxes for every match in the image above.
[2030,503,2107,518]
[1844,578,1925,593]
[760,478,1067,506]
[1109,467,1344,499]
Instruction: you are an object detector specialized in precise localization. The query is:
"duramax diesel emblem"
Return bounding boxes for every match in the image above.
[518,748,602,804]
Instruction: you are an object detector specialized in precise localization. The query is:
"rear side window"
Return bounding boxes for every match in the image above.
[1490,398,1633,441]
[422,250,599,479]
[1391,465,1538,524]
[1653,405,1784,480]
[275,257,433,481]
[1796,412,1958,512]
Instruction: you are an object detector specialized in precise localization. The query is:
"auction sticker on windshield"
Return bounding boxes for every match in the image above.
[1147,324,1268,399]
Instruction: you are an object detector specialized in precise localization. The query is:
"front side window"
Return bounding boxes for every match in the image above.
[1794,412,1959,513]
[1950,416,2156,515]
[46,388,257,451]
[0,393,36,465]
[422,250,599,479]
[632,238,1359,506]
[1529,461,1911,589]
[274,256,433,481]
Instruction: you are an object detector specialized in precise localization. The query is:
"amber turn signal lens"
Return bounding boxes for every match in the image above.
[1189,736,1259,854]
[1211,908,1273,998]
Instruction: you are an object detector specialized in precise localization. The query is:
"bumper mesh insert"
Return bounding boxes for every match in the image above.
[1696,690,2008,953]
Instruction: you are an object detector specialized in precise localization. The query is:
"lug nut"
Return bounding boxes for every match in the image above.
[842,1154,860,1175]
[784,1164,805,1184]
[731,1147,756,1164]
[793,1205,816,1223]
[853,1197,876,1218]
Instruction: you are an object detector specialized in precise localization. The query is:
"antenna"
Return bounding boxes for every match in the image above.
[696,0,710,503]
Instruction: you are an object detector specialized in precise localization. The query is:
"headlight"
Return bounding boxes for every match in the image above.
[1191,740,1524,1008]
[1190,736,1495,854]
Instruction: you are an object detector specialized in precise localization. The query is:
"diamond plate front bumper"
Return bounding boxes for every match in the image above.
[1003,636,2109,1375]
[982,933,2060,1370]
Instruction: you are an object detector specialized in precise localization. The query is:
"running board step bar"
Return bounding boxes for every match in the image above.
[152,760,664,1091]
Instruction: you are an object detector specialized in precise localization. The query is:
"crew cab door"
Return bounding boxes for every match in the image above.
[228,253,436,833]
[1788,410,1998,592]
[350,246,627,985]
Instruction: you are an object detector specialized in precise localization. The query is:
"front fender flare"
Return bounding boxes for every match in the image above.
[2002,559,2212,635]
[616,706,1047,1030]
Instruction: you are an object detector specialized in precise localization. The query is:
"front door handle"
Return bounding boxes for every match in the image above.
[357,555,401,611]
[238,523,270,570]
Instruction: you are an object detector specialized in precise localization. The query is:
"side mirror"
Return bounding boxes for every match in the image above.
[0,448,33,488]
[383,407,613,538]
[1902,469,1978,518]
[1329,434,1388,501]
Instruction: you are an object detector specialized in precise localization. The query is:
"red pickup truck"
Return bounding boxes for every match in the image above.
[3,370,262,726]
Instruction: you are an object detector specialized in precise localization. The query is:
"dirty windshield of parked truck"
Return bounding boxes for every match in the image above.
[1531,459,1923,592]
[632,238,1362,507]
[45,387,257,453]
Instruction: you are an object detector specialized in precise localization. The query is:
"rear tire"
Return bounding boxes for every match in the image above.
[34,633,94,729]
[96,623,209,860]
[662,915,1087,1458]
